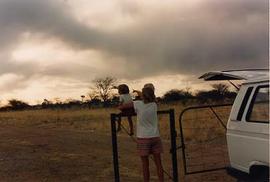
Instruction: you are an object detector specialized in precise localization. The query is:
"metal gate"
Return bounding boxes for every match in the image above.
[179,104,233,175]
[111,109,178,182]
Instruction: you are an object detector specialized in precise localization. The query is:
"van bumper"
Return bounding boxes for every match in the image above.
[226,167,250,180]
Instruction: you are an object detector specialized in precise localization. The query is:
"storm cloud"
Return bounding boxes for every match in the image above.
[0,0,268,101]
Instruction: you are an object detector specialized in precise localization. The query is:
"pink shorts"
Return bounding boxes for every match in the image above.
[137,137,163,156]
[119,108,136,116]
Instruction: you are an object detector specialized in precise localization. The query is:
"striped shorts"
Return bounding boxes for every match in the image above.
[137,137,163,156]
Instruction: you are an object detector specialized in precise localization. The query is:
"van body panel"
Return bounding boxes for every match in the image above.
[227,130,269,173]
[227,81,269,174]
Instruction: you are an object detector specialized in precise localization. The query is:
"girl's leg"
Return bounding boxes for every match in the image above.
[153,153,164,182]
[141,156,150,182]
[127,116,134,135]
[117,116,121,132]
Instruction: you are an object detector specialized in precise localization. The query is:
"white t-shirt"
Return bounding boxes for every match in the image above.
[119,94,133,104]
[133,101,160,138]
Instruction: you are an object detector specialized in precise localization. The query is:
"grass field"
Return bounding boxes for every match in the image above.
[0,103,236,181]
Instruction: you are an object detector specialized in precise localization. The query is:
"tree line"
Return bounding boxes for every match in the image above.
[0,77,237,111]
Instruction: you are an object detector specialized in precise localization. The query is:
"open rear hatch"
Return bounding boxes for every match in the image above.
[199,69,269,81]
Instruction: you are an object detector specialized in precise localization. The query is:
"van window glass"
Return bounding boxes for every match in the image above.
[237,87,253,121]
[247,86,269,123]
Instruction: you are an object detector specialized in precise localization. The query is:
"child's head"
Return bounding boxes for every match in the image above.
[142,87,156,103]
[118,84,130,94]
[144,83,155,92]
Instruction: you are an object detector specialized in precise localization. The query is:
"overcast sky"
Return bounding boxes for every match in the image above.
[0,0,268,104]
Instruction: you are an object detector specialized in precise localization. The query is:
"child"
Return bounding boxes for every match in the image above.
[119,86,164,182]
[116,84,134,135]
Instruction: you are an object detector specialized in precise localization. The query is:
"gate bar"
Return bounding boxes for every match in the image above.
[111,113,120,182]
[169,109,178,182]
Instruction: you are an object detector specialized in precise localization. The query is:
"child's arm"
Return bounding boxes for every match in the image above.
[118,102,134,110]
[133,90,142,98]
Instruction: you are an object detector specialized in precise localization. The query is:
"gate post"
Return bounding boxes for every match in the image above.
[169,109,178,182]
[111,113,120,182]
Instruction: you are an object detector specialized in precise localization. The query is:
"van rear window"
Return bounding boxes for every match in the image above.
[237,87,253,121]
[246,85,269,123]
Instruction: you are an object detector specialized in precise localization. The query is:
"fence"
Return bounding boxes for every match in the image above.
[110,109,178,182]
[179,104,233,176]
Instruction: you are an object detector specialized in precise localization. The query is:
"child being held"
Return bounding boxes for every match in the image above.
[116,84,135,135]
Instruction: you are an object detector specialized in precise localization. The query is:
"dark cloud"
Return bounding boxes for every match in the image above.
[106,0,268,76]
[0,0,268,81]
[0,0,102,49]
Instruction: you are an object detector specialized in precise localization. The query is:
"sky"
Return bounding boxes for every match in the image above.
[0,0,268,104]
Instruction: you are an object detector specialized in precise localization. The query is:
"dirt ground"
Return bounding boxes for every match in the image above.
[0,124,237,182]
[0,125,115,182]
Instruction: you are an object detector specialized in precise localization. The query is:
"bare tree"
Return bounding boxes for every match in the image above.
[91,76,117,104]
[88,89,99,100]
[8,99,30,110]
[183,86,193,97]
[211,83,229,96]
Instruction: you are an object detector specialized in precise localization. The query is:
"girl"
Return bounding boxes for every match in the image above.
[116,84,134,135]
[119,87,164,182]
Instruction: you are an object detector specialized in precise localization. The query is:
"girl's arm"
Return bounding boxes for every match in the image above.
[118,102,134,110]
[118,100,124,105]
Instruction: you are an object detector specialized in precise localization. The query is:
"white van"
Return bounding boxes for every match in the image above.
[200,69,269,180]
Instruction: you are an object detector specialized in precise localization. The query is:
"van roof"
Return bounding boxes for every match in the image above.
[242,76,269,85]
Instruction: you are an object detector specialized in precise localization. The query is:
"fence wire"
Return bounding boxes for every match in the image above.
[180,104,236,182]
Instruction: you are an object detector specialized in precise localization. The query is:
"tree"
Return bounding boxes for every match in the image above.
[41,99,53,109]
[8,99,30,110]
[163,89,186,102]
[196,83,236,103]
[211,83,229,96]
[88,89,99,100]
[91,76,117,105]
[88,97,102,107]
[183,87,193,98]
[162,88,194,104]
[195,90,216,103]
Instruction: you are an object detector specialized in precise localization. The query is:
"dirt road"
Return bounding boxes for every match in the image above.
[0,125,116,181]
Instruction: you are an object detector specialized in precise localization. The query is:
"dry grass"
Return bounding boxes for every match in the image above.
[0,102,235,181]
[0,103,185,134]
[0,107,117,131]
[0,102,231,141]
